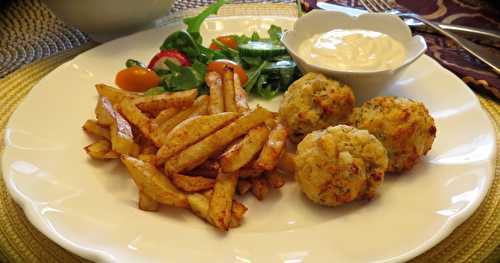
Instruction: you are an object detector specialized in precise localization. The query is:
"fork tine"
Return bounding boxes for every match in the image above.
[365,0,386,12]
[378,0,394,10]
[358,0,375,12]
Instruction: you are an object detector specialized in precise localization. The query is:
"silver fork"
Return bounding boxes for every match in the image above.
[359,0,500,75]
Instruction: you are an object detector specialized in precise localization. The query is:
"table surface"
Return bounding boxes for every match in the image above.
[0,0,499,262]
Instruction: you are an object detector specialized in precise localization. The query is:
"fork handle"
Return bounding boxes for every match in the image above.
[412,23,500,44]
[400,13,500,75]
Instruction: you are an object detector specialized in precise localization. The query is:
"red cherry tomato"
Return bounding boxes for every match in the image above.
[115,66,160,92]
[209,36,238,50]
[207,60,248,85]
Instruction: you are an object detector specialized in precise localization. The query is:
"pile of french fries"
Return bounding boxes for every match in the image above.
[83,70,295,231]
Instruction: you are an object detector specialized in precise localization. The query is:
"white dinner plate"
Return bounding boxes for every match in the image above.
[2,16,496,263]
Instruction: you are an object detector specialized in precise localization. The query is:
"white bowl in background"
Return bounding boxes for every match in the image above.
[282,10,427,100]
[42,0,174,42]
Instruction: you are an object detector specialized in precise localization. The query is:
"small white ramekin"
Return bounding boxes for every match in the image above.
[282,10,427,101]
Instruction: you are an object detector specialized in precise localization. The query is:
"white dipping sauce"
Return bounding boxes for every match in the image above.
[298,29,406,71]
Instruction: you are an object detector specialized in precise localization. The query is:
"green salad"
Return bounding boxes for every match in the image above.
[118,0,300,99]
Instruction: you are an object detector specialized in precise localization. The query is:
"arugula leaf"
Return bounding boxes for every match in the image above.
[184,0,227,43]
[251,32,261,41]
[197,45,226,63]
[232,34,250,45]
[255,75,279,99]
[268,25,283,44]
[126,59,145,68]
[244,61,268,93]
[296,0,304,18]
[212,39,239,60]
[241,56,262,67]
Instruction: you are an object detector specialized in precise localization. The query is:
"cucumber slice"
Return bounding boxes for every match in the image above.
[238,41,287,57]
[262,60,296,74]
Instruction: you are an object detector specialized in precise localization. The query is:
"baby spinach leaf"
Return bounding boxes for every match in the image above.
[192,60,207,85]
[160,31,200,59]
[144,86,166,96]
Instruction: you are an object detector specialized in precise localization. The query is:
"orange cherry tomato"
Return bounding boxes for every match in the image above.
[209,36,238,50]
[207,60,248,85]
[115,66,160,92]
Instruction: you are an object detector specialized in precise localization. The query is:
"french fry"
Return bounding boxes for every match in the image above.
[229,216,242,228]
[219,125,270,173]
[152,107,179,129]
[251,177,270,201]
[208,172,238,231]
[138,153,156,166]
[171,174,216,192]
[202,178,246,227]
[164,106,273,175]
[205,71,224,114]
[82,119,110,140]
[138,191,160,211]
[222,70,237,112]
[156,112,239,163]
[100,96,139,155]
[237,179,252,195]
[209,137,241,161]
[254,123,288,171]
[188,161,220,178]
[187,193,244,228]
[188,193,210,219]
[133,89,197,112]
[207,190,248,227]
[96,84,138,104]
[239,168,263,178]
[277,152,296,175]
[233,73,249,113]
[265,118,277,130]
[84,140,120,160]
[151,95,209,147]
[231,198,248,220]
[140,143,158,155]
[95,97,114,126]
[265,170,286,189]
[237,160,263,178]
[121,155,188,208]
[202,189,214,198]
[119,98,152,138]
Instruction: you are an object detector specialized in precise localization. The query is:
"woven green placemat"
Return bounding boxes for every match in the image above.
[0,3,499,263]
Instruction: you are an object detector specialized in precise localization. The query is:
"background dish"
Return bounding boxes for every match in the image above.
[2,16,496,263]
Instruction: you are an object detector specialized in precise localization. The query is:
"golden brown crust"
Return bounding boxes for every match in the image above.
[279,72,355,143]
[295,125,388,207]
[349,96,436,173]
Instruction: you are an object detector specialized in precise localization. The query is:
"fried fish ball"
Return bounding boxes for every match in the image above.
[278,72,355,143]
[349,96,436,173]
[295,125,388,207]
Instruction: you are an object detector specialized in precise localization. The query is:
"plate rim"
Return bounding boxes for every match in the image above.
[2,15,497,263]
